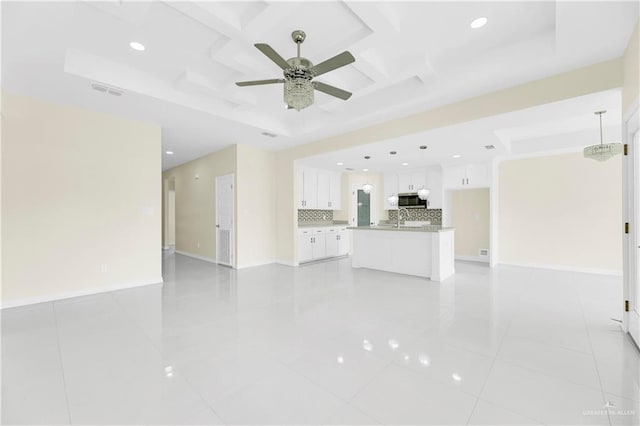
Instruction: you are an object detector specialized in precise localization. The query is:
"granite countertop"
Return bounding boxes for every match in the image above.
[298,221,349,228]
[347,225,455,233]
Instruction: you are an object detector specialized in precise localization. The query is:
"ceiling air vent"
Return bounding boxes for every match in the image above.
[91,83,108,92]
[261,131,278,138]
[485,145,495,150]
[91,82,125,96]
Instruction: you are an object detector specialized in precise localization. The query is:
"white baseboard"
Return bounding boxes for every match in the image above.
[274,259,297,267]
[236,260,276,269]
[499,261,623,277]
[175,250,217,264]
[455,255,489,264]
[1,277,164,309]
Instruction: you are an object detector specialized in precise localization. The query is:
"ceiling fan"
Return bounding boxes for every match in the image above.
[236,30,355,111]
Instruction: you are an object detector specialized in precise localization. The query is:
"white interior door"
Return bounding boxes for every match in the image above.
[630,129,640,345]
[216,174,234,267]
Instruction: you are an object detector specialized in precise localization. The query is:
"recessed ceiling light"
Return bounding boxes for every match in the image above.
[402,162,409,166]
[337,162,343,166]
[470,17,487,29]
[363,168,369,172]
[129,41,145,51]
[165,151,174,155]
[452,154,462,158]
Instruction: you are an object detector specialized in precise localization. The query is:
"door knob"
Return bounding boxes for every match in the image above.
[216,224,220,228]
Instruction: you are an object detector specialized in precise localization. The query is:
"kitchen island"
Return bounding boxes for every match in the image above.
[348,225,455,282]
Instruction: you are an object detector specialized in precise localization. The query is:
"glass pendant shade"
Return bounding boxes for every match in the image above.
[584,110,623,162]
[583,143,623,161]
[417,187,430,200]
[387,194,398,206]
[362,183,373,194]
[284,77,314,111]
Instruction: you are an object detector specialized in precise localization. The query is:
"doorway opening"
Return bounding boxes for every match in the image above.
[350,185,377,227]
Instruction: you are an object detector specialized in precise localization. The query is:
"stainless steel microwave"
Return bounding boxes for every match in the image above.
[398,193,427,208]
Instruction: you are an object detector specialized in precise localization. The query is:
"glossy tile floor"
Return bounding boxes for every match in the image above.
[3,253,639,425]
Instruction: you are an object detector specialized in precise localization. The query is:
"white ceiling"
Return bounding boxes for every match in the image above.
[1,1,637,170]
[298,89,623,172]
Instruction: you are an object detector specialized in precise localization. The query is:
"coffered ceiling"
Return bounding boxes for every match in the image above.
[1,1,638,169]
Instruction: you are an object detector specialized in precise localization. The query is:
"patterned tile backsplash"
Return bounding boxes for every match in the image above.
[298,209,334,223]
[388,209,442,225]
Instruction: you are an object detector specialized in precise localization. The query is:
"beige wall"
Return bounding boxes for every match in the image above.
[2,91,162,307]
[167,189,175,245]
[452,188,490,259]
[623,21,639,113]
[236,144,276,267]
[162,145,236,263]
[163,144,276,268]
[275,59,624,264]
[498,152,622,272]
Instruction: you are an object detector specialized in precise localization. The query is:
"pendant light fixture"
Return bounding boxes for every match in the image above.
[584,110,623,161]
[361,156,373,194]
[416,145,430,200]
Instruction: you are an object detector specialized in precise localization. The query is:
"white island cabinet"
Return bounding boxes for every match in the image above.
[349,226,455,282]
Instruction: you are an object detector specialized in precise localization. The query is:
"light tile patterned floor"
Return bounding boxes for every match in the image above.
[2,253,639,425]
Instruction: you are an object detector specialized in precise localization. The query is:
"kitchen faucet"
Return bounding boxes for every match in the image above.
[397,207,409,228]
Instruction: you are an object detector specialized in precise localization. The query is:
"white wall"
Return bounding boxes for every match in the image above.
[2,91,162,307]
[498,152,622,274]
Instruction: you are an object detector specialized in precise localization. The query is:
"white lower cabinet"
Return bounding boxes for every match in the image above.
[297,230,314,263]
[338,229,350,256]
[325,229,339,257]
[312,230,326,259]
[298,226,350,263]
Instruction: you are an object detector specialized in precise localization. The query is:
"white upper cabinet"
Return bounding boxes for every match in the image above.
[443,163,489,189]
[329,172,342,210]
[296,167,305,209]
[297,166,342,210]
[425,167,443,209]
[397,169,427,193]
[301,167,318,208]
[410,171,427,191]
[383,173,399,210]
[316,170,330,209]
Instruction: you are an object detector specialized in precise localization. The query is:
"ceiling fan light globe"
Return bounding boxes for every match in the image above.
[284,77,314,111]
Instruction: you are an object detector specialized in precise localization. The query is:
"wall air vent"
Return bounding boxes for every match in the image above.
[261,131,278,138]
[91,82,124,96]
[479,249,489,256]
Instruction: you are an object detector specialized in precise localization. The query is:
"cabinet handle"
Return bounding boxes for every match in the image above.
[461,178,464,185]
[466,178,469,184]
